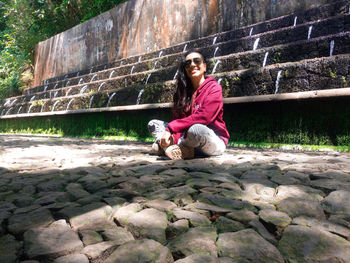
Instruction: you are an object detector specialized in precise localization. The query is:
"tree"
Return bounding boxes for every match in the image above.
[0,0,128,99]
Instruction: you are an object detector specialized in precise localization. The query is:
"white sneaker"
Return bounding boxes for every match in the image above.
[165,145,194,160]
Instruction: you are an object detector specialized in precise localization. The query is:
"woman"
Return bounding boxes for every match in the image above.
[148,50,229,159]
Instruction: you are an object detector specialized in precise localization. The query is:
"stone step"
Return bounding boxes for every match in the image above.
[41,0,350,85]
[2,54,349,116]
[4,28,350,113]
[1,1,350,117]
[21,12,350,98]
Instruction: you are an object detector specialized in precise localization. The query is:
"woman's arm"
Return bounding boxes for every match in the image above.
[167,83,223,134]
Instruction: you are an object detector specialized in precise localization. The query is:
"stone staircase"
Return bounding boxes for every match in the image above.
[1,0,350,122]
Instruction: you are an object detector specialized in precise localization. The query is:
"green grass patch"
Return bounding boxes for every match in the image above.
[228,141,350,152]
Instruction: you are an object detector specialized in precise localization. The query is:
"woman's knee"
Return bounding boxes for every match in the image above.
[187,123,208,136]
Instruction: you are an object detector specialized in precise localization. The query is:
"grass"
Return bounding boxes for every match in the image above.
[1,129,349,153]
[228,141,350,152]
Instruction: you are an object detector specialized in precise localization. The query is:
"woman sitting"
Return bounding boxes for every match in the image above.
[148,49,229,160]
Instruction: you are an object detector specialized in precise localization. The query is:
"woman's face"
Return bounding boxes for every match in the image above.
[184,52,207,81]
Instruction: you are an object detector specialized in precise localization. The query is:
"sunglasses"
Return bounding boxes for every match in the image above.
[184,57,203,68]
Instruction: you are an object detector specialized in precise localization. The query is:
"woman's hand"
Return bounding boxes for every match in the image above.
[160,131,173,148]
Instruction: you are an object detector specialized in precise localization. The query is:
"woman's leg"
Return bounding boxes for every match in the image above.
[180,123,226,156]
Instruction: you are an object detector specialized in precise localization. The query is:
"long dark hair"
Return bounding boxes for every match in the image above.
[173,49,206,118]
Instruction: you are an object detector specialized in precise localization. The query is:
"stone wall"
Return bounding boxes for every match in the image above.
[33,0,332,86]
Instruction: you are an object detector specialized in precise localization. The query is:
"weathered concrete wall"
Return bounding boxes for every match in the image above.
[33,0,332,86]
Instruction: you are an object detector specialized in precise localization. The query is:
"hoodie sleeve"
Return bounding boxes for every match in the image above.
[167,81,223,134]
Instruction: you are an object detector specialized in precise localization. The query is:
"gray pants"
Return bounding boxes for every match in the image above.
[148,119,226,156]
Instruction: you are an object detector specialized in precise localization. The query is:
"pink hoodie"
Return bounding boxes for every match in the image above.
[167,77,230,145]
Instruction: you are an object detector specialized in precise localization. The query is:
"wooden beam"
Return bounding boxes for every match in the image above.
[1,87,350,119]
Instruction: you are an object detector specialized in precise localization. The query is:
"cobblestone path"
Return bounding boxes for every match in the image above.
[1,134,350,263]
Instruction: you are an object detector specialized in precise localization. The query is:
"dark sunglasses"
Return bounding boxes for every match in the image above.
[184,57,203,68]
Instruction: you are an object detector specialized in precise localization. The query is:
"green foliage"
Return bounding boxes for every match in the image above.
[329,69,337,79]
[0,0,128,99]
[0,109,171,141]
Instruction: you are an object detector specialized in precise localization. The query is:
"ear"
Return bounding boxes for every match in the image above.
[203,63,207,72]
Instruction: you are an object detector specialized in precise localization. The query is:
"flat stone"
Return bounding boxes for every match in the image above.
[53,254,89,263]
[226,209,258,224]
[166,219,189,239]
[119,177,163,195]
[8,208,55,235]
[279,225,350,262]
[13,204,41,215]
[0,191,15,201]
[207,173,239,184]
[274,185,325,203]
[218,258,235,263]
[218,182,242,192]
[240,182,276,203]
[130,164,167,174]
[322,190,350,215]
[0,209,11,222]
[127,208,168,244]
[173,208,211,227]
[310,170,350,181]
[186,178,214,189]
[23,222,83,259]
[147,185,197,200]
[167,227,218,258]
[174,254,219,263]
[81,241,119,261]
[13,193,35,207]
[107,176,131,185]
[174,195,195,206]
[215,216,245,233]
[0,234,22,263]
[283,170,310,184]
[66,183,90,201]
[97,188,135,199]
[159,169,191,186]
[33,191,70,205]
[58,202,113,230]
[145,199,178,212]
[249,200,276,210]
[191,201,233,213]
[241,169,269,180]
[217,229,284,262]
[277,197,326,220]
[240,179,278,190]
[79,230,103,246]
[79,218,118,231]
[259,209,292,228]
[188,171,212,179]
[104,239,173,263]
[101,227,135,243]
[310,179,350,191]
[293,216,350,239]
[76,194,102,205]
[249,219,278,245]
[113,203,142,226]
[159,168,188,177]
[0,201,17,212]
[77,176,109,193]
[37,179,65,192]
[270,174,302,185]
[329,214,350,229]
[198,193,247,210]
[103,196,128,210]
